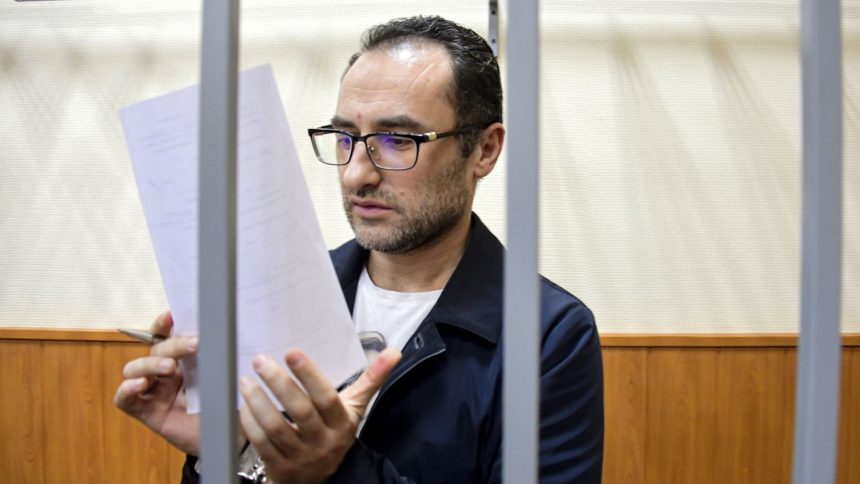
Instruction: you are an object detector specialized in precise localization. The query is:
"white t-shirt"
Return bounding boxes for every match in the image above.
[353,267,443,353]
[352,266,443,433]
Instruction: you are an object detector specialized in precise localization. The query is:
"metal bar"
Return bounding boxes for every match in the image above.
[488,0,499,56]
[792,0,843,481]
[198,0,240,482]
[503,1,540,483]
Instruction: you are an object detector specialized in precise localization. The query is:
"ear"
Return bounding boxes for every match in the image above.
[472,122,505,179]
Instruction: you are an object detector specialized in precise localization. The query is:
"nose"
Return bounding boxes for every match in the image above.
[339,139,382,191]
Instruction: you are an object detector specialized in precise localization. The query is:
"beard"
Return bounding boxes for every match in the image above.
[342,155,470,254]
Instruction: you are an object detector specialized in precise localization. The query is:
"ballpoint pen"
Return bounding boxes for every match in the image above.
[119,328,168,345]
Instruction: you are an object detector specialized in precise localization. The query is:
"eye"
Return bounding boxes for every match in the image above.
[335,133,353,150]
[379,135,412,150]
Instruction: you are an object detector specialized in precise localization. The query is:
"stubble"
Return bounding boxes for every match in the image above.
[342,155,469,254]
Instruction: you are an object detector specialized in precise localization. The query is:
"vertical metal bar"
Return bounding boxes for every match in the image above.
[198,0,240,482]
[488,0,499,56]
[792,0,843,481]
[504,1,540,483]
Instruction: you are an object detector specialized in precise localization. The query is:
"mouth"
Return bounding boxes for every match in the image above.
[350,198,394,218]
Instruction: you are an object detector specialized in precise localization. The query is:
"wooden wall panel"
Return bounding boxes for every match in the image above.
[837,348,859,484]
[713,348,789,483]
[602,348,647,484]
[0,340,45,484]
[781,350,797,484]
[101,342,175,484]
[3,331,859,484]
[41,341,106,483]
[644,349,717,484]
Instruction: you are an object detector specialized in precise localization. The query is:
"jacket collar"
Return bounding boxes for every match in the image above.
[331,213,503,345]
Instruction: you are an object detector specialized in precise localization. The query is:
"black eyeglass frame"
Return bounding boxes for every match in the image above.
[306,122,495,171]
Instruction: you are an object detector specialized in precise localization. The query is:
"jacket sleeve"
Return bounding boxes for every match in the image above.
[180,455,199,484]
[326,439,417,484]
[484,289,604,484]
[536,290,604,483]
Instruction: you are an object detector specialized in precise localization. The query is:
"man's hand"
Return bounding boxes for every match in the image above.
[113,311,201,455]
[239,348,402,484]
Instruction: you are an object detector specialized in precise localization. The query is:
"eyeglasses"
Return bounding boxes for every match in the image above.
[307,123,493,171]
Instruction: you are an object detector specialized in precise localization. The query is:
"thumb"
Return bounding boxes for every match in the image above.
[342,348,402,415]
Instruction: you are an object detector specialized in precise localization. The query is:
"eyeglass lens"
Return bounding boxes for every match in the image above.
[313,132,417,169]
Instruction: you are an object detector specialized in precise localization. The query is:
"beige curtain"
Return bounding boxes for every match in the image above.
[0,0,856,332]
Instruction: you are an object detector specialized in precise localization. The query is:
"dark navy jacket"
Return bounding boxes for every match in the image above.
[183,214,603,483]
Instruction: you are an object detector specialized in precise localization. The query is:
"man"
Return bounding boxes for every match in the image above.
[115,15,603,483]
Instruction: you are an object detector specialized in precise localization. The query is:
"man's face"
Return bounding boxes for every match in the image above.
[334,42,473,254]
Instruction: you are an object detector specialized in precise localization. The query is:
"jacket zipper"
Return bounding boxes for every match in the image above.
[360,345,446,433]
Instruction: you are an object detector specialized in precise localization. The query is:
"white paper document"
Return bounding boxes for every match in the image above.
[120,64,366,413]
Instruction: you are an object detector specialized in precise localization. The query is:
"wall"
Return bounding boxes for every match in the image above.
[2,3,857,482]
[0,1,857,333]
[1,330,858,483]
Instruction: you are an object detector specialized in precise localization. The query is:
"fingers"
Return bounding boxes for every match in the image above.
[239,348,399,457]
[239,404,288,464]
[123,356,176,379]
[151,335,198,358]
[113,377,151,410]
[250,355,326,442]
[146,311,196,359]
[285,351,349,427]
[149,310,174,336]
[239,376,302,454]
[341,348,402,414]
